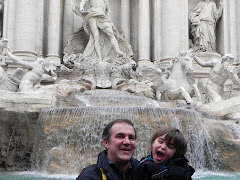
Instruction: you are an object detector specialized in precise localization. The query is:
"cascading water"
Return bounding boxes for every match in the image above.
[31,90,218,174]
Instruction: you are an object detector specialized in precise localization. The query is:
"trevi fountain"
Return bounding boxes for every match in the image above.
[0,0,240,179]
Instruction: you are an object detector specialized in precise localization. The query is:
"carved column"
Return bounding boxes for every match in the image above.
[2,0,17,49]
[46,0,61,65]
[221,0,238,62]
[121,0,130,43]
[237,0,240,63]
[153,0,162,61]
[14,0,38,57]
[35,0,44,57]
[229,0,237,61]
[161,0,188,59]
[138,0,150,66]
[63,0,74,47]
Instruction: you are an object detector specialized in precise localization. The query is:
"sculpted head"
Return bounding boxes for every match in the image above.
[222,54,234,64]
[37,57,45,65]
[1,38,8,47]
[222,54,235,73]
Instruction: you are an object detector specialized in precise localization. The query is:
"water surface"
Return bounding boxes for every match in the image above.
[0,171,240,180]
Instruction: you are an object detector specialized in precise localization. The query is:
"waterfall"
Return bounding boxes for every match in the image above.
[31,90,218,174]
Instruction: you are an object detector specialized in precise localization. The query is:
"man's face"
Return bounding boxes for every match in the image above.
[104,122,136,165]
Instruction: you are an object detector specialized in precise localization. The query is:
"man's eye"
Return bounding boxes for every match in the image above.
[129,136,136,140]
[116,135,124,138]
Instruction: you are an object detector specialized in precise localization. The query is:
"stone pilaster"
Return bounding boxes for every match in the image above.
[153,0,162,62]
[237,0,240,63]
[121,0,130,43]
[46,0,61,65]
[229,0,237,62]
[2,0,17,49]
[63,0,74,48]
[161,0,188,59]
[14,0,38,57]
[138,0,151,67]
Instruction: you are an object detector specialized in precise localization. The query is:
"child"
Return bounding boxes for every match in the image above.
[136,127,195,180]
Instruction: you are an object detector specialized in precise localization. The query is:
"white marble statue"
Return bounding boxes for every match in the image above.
[0,65,22,92]
[140,51,202,104]
[6,49,57,92]
[194,53,240,103]
[189,0,223,52]
[73,0,131,62]
[0,39,26,92]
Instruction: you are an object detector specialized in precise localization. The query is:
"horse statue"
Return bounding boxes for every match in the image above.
[139,50,202,104]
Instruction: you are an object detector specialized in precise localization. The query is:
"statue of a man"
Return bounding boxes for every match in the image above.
[194,54,240,103]
[73,0,125,61]
[189,0,223,52]
[6,49,57,92]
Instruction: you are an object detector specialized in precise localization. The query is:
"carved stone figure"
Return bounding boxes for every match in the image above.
[0,39,26,92]
[0,66,25,92]
[194,53,240,103]
[73,0,132,63]
[189,0,223,52]
[0,38,8,53]
[140,51,202,104]
[6,49,57,92]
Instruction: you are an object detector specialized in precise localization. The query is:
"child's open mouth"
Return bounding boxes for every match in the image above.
[156,151,164,158]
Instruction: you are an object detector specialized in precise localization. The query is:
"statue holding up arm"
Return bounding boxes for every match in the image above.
[193,54,240,103]
[189,0,223,52]
[5,49,57,92]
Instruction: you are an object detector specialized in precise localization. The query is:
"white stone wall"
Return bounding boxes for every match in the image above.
[2,0,240,64]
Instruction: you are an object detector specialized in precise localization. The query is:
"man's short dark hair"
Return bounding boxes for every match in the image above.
[151,127,187,157]
[102,119,137,143]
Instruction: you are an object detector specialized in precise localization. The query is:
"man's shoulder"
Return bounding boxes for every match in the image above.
[76,164,102,180]
[130,157,139,168]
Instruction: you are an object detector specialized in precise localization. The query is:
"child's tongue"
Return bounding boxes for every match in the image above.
[156,151,164,158]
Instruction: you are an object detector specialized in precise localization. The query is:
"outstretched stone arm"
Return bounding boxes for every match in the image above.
[193,55,213,67]
[6,50,33,69]
[230,73,240,85]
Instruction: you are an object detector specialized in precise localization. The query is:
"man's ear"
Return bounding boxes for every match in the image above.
[103,139,108,148]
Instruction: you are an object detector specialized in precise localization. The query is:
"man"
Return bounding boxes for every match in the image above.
[189,0,223,52]
[194,53,240,103]
[5,48,57,92]
[76,119,139,180]
[74,0,125,61]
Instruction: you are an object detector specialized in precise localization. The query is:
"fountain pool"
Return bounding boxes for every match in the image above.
[1,171,240,180]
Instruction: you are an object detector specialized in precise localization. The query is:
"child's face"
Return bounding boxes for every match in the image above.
[152,134,176,164]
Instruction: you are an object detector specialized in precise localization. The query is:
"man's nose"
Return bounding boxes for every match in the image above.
[123,137,131,144]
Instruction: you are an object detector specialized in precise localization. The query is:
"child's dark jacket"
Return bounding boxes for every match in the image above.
[136,155,195,180]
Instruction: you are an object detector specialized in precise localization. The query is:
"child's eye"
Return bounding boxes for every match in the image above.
[168,144,175,149]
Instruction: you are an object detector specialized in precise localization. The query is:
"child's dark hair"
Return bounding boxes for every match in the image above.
[151,127,187,157]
